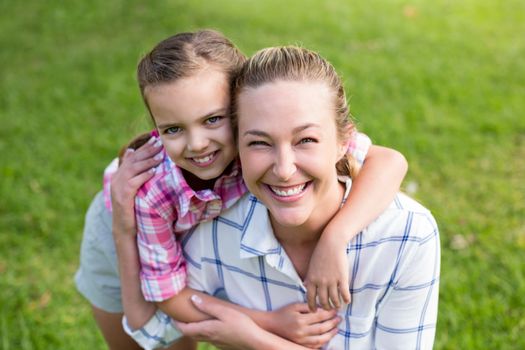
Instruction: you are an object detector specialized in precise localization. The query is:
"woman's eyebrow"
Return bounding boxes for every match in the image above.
[242,130,269,137]
[292,123,320,133]
[242,123,320,137]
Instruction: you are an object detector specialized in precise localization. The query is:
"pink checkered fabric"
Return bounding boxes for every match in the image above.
[347,131,372,165]
[134,148,247,301]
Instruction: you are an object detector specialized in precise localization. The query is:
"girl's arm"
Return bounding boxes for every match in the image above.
[305,144,408,311]
[176,295,339,350]
[111,136,164,329]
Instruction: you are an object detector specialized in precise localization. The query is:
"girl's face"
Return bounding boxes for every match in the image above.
[146,66,237,181]
[237,80,347,229]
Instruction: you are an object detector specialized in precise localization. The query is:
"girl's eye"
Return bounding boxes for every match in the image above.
[205,116,223,125]
[165,126,182,134]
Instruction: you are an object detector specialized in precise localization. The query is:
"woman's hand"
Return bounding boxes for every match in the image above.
[304,234,351,311]
[175,295,265,350]
[265,302,341,348]
[111,136,163,235]
[176,296,338,350]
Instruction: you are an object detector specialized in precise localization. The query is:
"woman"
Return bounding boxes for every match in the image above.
[175,46,440,349]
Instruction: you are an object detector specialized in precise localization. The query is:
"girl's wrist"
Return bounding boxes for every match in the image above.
[321,220,360,246]
[252,309,274,333]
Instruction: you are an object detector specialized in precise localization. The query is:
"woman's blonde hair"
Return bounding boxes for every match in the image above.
[231,46,360,178]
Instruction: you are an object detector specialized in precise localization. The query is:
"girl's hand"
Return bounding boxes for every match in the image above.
[304,235,351,312]
[111,136,163,235]
[266,302,340,348]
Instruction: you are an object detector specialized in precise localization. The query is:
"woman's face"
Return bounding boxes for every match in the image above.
[146,66,237,181]
[237,80,347,229]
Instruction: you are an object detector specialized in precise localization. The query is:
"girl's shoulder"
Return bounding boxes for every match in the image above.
[136,150,180,201]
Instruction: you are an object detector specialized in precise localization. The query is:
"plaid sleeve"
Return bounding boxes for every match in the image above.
[122,310,182,350]
[374,213,440,349]
[136,193,187,302]
[347,131,372,166]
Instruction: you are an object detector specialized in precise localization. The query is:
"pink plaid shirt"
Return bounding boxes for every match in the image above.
[102,131,372,302]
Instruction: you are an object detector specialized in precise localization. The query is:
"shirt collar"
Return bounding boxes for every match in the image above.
[239,177,353,258]
[239,196,282,259]
[168,156,242,217]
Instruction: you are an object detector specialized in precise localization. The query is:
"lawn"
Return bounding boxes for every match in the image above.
[0,0,524,349]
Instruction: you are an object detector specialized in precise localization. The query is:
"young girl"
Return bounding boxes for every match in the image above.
[76,29,407,349]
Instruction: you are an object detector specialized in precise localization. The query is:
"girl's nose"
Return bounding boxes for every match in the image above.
[187,130,209,153]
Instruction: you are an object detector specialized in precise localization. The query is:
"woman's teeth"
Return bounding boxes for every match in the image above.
[270,184,306,197]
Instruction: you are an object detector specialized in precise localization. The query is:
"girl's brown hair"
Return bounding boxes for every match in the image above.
[137,29,246,120]
[116,30,246,164]
[231,46,360,178]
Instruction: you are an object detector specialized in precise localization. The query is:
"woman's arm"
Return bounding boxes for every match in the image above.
[176,295,339,350]
[158,287,340,347]
[306,145,408,310]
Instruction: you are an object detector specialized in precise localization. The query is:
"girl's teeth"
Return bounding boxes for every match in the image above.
[193,153,214,163]
[270,184,306,197]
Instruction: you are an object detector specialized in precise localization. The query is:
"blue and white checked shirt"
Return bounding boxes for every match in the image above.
[183,187,440,350]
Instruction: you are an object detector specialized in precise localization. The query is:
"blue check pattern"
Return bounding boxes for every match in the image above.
[184,190,440,350]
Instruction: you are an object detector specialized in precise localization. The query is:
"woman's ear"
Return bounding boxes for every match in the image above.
[337,125,354,160]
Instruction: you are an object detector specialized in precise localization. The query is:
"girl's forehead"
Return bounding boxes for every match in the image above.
[146,70,231,125]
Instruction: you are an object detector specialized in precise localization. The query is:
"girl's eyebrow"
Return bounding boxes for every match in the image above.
[242,123,320,137]
[201,107,228,120]
[156,122,180,129]
[157,108,228,129]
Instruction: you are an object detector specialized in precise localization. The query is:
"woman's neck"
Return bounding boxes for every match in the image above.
[270,180,346,280]
[271,180,346,246]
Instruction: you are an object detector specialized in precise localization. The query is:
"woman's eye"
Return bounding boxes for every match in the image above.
[206,116,223,124]
[165,126,182,134]
[299,137,316,144]
[248,140,270,147]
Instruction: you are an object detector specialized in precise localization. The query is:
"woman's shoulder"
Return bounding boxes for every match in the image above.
[362,193,438,244]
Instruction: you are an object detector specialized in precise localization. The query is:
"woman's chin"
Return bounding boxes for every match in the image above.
[268,209,309,228]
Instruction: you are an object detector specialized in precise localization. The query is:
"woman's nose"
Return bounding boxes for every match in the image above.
[273,147,297,181]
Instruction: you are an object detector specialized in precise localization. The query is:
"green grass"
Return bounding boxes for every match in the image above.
[1,0,524,349]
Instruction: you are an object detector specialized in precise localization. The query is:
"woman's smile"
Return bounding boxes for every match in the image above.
[265,182,310,201]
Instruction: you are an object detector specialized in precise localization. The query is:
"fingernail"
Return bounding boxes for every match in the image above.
[154,139,162,147]
[191,295,202,304]
[149,167,156,173]
[154,154,163,161]
[125,148,135,154]
[147,136,157,144]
